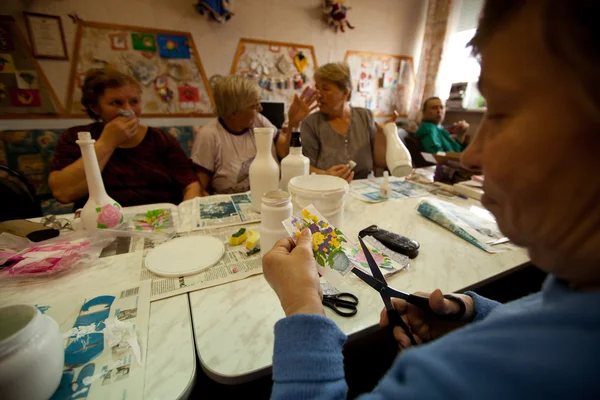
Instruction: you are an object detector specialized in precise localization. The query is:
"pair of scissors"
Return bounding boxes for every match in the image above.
[352,237,466,345]
[322,292,359,317]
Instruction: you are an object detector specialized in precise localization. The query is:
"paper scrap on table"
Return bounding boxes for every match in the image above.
[352,235,410,278]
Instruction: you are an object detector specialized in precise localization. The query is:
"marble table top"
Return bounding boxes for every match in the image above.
[189,192,530,383]
[3,204,196,399]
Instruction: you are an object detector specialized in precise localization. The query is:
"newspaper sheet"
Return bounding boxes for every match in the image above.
[193,193,261,229]
[37,281,151,400]
[416,198,510,253]
[130,223,264,301]
[351,177,429,203]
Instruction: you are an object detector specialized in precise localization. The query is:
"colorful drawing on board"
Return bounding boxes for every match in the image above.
[178,84,200,109]
[131,32,156,51]
[0,24,14,51]
[9,88,41,106]
[383,70,397,88]
[109,33,128,50]
[16,70,39,89]
[156,34,190,59]
[282,205,353,275]
[0,53,15,73]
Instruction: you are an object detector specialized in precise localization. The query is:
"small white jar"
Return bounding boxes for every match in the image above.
[260,190,293,257]
[0,304,64,400]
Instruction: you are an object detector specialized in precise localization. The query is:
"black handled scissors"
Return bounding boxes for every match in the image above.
[352,237,466,346]
[322,292,359,317]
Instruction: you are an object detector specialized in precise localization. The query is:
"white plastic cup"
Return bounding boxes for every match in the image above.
[288,175,349,228]
[0,304,64,400]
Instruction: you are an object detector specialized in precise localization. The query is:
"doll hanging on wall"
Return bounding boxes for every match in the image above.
[195,0,234,23]
[323,0,355,33]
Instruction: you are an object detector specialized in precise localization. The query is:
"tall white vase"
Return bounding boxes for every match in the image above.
[249,128,280,213]
[76,132,124,230]
[383,123,413,177]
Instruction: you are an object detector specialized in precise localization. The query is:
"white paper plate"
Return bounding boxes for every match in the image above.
[145,236,224,277]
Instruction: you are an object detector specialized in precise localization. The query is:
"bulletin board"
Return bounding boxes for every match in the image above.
[344,51,415,117]
[230,38,318,107]
[0,15,63,119]
[66,20,214,117]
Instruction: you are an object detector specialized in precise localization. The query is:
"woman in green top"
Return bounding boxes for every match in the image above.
[416,97,470,153]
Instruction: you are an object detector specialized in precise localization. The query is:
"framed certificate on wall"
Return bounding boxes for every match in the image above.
[23,12,68,60]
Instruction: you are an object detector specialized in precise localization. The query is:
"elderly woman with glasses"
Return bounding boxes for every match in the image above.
[191,75,317,195]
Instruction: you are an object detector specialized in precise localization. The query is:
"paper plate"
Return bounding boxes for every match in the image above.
[145,236,224,277]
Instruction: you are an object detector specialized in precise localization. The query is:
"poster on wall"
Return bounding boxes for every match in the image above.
[230,38,318,108]
[67,20,214,117]
[345,51,414,117]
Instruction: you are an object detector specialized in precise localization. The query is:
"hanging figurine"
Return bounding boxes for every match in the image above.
[194,0,234,23]
[322,0,355,33]
[154,75,174,103]
[293,52,308,73]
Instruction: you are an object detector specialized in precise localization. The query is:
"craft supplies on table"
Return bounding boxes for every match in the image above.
[260,190,292,257]
[288,175,349,228]
[350,176,429,203]
[145,236,225,277]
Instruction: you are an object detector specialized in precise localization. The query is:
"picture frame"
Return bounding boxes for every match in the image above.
[23,12,68,60]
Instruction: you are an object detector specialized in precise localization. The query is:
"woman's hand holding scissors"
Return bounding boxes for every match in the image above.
[379,290,475,350]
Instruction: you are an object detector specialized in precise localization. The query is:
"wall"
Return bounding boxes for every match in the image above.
[1,0,427,129]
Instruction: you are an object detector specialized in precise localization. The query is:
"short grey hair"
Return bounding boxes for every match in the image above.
[314,62,353,101]
[212,75,261,118]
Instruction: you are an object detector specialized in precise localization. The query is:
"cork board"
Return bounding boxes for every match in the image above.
[344,51,415,117]
[66,20,214,117]
[230,38,318,106]
[0,15,63,119]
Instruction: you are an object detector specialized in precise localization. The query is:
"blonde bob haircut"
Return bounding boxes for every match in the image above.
[313,62,353,101]
[212,75,261,118]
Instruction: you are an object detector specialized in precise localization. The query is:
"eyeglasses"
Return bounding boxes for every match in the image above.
[41,215,73,231]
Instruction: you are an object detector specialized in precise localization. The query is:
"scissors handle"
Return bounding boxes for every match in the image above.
[386,308,417,346]
[322,293,359,317]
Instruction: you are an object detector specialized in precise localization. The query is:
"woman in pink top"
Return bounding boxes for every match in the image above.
[191,75,317,194]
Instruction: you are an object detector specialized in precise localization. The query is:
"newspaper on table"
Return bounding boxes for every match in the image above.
[351,177,429,203]
[37,281,151,400]
[132,223,264,301]
[416,198,508,253]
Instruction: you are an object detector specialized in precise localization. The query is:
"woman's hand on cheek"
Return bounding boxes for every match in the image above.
[262,228,325,317]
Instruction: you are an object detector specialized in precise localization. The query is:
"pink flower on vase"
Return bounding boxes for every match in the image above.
[97,203,123,229]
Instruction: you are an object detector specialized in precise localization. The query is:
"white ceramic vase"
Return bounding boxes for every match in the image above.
[0,304,64,400]
[76,132,124,230]
[383,123,413,177]
[249,128,280,212]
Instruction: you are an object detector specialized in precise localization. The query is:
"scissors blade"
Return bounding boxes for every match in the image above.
[358,236,386,284]
[351,267,385,291]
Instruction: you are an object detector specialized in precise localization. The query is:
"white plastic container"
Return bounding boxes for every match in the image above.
[76,131,124,230]
[249,128,280,213]
[383,123,413,177]
[379,171,391,199]
[0,304,64,400]
[260,190,293,257]
[280,131,309,192]
[288,175,349,228]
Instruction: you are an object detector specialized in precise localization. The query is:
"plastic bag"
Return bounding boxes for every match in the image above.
[0,231,114,278]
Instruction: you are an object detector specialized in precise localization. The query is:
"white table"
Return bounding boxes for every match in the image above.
[189,193,530,384]
[0,204,196,400]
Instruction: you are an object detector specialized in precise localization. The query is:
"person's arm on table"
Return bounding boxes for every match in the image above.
[49,117,138,203]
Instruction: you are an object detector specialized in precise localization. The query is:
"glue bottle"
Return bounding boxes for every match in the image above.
[379,171,391,200]
[280,130,309,192]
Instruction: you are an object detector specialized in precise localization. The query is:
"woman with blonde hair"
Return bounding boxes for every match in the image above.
[50,68,200,209]
[191,75,317,194]
[301,62,396,182]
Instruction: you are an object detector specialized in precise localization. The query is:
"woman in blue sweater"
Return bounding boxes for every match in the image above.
[262,1,600,398]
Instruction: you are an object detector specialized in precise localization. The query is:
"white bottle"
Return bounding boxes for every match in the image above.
[280,131,309,192]
[249,128,280,212]
[383,123,413,177]
[260,190,293,257]
[379,171,391,199]
[76,132,124,230]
